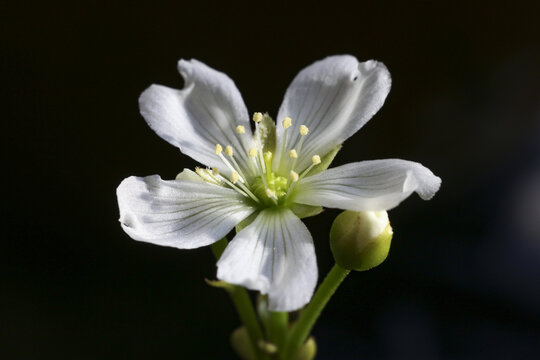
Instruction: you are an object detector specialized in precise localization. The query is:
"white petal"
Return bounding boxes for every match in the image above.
[117,175,255,249]
[274,55,391,173]
[139,59,254,175]
[294,159,441,211]
[217,208,317,311]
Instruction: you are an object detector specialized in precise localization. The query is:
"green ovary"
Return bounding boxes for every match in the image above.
[251,172,289,207]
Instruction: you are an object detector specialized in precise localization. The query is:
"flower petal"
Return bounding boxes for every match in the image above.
[117,175,255,249]
[294,159,441,211]
[274,55,391,173]
[139,59,254,175]
[217,208,317,311]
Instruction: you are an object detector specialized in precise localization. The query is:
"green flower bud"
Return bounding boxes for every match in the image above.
[230,326,256,360]
[329,210,393,271]
[295,336,317,360]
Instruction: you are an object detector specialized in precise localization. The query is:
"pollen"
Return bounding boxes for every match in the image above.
[236,125,246,134]
[290,170,299,182]
[212,167,220,176]
[230,171,240,184]
[282,117,292,129]
[215,144,223,155]
[289,149,298,158]
[253,112,263,123]
[299,125,309,136]
[225,145,234,156]
[312,155,321,164]
[249,148,258,158]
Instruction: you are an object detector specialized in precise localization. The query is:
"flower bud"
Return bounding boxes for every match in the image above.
[329,211,393,271]
[230,326,256,360]
[296,336,317,360]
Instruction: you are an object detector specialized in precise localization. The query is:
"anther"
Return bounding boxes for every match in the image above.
[212,167,220,176]
[263,151,272,162]
[225,145,234,156]
[299,125,309,136]
[283,117,292,129]
[266,188,276,198]
[215,144,223,155]
[289,149,298,158]
[253,112,263,123]
[290,170,299,182]
[299,154,322,180]
[230,171,240,184]
[236,125,246,134]
[249,148,258,158]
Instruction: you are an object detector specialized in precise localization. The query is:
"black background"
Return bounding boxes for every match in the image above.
[2,1,540,359]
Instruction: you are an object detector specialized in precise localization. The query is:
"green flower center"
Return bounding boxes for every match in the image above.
[252,172,289,207]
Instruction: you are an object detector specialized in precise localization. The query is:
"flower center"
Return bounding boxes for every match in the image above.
[252,172,288,206]
[195,112,322,207]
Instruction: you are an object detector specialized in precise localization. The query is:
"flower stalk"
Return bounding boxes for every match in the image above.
[284,264,350,360]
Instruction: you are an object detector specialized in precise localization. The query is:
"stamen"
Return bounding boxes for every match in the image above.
[226,146,248,183]
[209,169,259,204]
[236,125,246,134]
[289,125,309,173]
[253,112,263,123]
[249,148,258,158]
[282,117,292,129]
[230,171,240,184]
[216,144,245,184]
[215,144,223,155]
[235,181,261,204]
[280,116,293,163]
[195,167,220,185]
[289,149,298,158]
[216,174,249,198]
[299,154,321,179]
[290,170,299,182]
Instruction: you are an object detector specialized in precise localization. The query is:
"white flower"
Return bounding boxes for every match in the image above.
[116,55,441,311]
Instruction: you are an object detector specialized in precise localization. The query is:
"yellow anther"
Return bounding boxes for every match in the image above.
[266,188,276,198]
[215,144,223,155]
[249,148,258,158]
[289,149,298,159]
[230,171,240,184]
[283,117,292,129]
[225,145,234,156]
[263,151,272,162]
[253,112,263,123]
[212,167,220,176]
[236,125,246,134]
[299,125,309,136]
[312,155,321,165]
[290,170,299,182]
[195,167,220,185]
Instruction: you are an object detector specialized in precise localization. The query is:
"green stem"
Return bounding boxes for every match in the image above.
[268,311,288,357]
[211,239,267,360]
[284,264,350,359]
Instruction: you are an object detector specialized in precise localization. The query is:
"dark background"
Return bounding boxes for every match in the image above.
[2,1,540,359]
